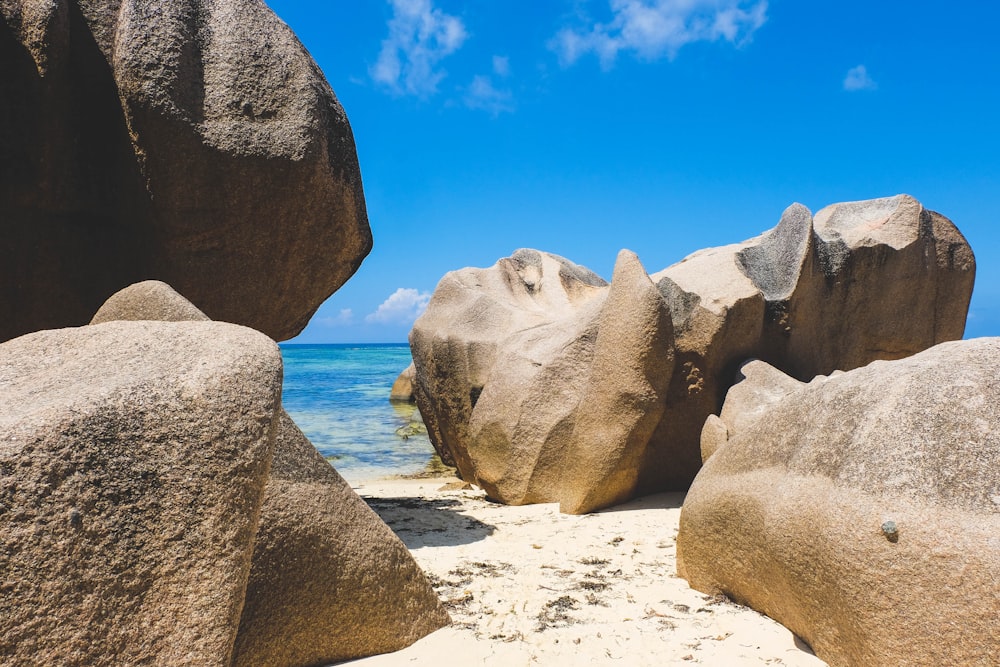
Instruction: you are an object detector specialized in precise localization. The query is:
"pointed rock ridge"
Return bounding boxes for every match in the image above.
[0,320,283,665]
[736,202,814,302]
[413,249,671,513]
[780,194,976,378]
[233,413,450,666]
[0,0,371,343]
[559,250,674,513]
[410,196,976,508]
[89,281,450,665]
[677,339,1000,666]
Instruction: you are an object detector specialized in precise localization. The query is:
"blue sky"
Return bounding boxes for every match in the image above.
[268,0,1000,344]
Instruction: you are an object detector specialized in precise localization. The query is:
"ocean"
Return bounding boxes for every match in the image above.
[278,343,441,483]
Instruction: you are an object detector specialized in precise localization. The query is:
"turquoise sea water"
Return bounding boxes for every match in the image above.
[279,344,438,483]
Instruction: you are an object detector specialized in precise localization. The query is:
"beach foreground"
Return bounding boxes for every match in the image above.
[346,477,827,667]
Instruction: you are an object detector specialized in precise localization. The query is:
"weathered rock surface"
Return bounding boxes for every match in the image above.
[677,340,1000,666]
[90,280,211,324]
[0,321,283,665]
[233,412,450,666]
[638,194,975,493]
[390,362,417,403]
[91,281,450,664]
[413,249,674,513]
[411,196,975,509]
[1,0,371,343]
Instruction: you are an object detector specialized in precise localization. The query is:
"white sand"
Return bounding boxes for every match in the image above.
[343,477,826,667]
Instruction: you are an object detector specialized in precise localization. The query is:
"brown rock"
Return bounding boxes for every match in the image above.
[677,340,1000,666]
[0,321,283,665]
[91,281,450,663]
[637,195,975,494]
[390,362,417,403]
[90,280,211,324]
[410,195,975,510]
[0,0,371,343]
[413,250,673,513]
[233,412,450,665]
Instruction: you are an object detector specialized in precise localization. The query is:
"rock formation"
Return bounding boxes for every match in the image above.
[677,340,1000,666]
[89,280,450,664]
[413,249,674,514]
[410,196,975,510]
[0,0,371,343]
[390,363,417,403]
[0,321,283,665]
[233,412,450,666]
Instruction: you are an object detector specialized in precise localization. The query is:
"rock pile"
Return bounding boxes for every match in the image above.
[677,341,1000,666]
[0,282,449,665]
[0,0,371,343]
[410,196,975,512]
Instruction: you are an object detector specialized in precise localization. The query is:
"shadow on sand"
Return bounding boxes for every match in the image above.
[362,496,497,549]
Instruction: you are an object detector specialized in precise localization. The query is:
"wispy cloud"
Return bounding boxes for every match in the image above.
[463,55,515,116]
[492,55,511,78]
[843,64,877,91]
[370,0,467,96]
[551,0,768,68]
[366,288,432,325]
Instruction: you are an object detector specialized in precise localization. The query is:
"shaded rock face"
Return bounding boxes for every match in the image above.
[0,0,371,343]
[413,249,674,514]
[677,340,1000,667]
[91,281,450,665]
[411,196,975,509]
[0,321,283,665]
[233,412,450,666]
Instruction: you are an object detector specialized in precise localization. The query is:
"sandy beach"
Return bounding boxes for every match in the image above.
[345,477,827,667]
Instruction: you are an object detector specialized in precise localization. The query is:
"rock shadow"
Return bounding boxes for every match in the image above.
[362,496,496,549]
[595,490,687,514]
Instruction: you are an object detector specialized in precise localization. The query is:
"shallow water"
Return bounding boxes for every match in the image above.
[279,343,438,483]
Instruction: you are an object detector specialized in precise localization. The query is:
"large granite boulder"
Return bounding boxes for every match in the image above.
[677,340,1000,666]
[411,196,975,509]
[0,0,371,343]
[413,249,674,513]
[637,194,975,493]
[92,281,450,664]
[0,321,283,665]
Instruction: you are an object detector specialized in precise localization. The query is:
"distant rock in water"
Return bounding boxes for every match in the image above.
[90,281,449,665]
[390,362,417,403]
[0,320,283,665]
[409,195,975,511]
[0,0,372,342]
[677,340,1000,666]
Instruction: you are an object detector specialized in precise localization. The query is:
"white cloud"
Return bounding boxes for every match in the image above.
[318,308,354,327]
[551,0,768,68]
[492,54,511,77]
[464,74,515,115]
[370,0,467,96]
[843,64,877,91]
[366,288,432,325]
